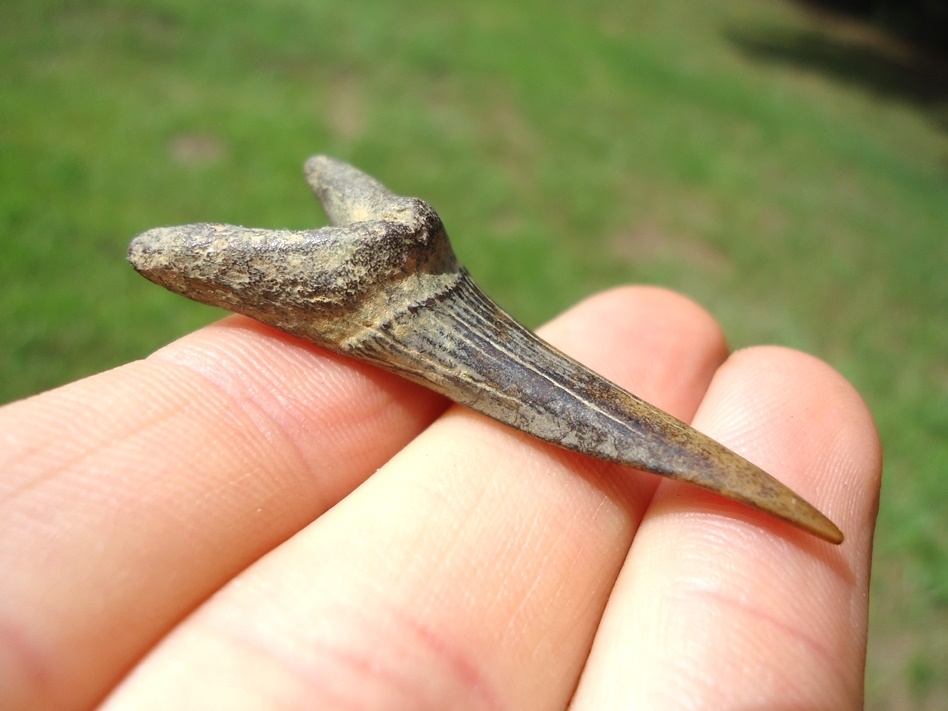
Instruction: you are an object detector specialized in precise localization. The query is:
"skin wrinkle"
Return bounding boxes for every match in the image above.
[133,366,310,522]
[333,408,619,708]
[318,445,529,667]
[149,327,328,466]
[150,322,443,509]
[636,579,845,710]
[0,370,268,581]
[0,407,203,711]
[0,401,173,508]
[0,616,53,711]
[521,504,612,664]
[168,360,310,487]
[654,481,854,589]
[0,373,177,504]
[480,458,623,697]
[672,584,836,667]
[500,514,566,644]
[440,465,529,614]
[199,585,504,711]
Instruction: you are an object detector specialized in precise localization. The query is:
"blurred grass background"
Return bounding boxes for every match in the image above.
[1,0,945,707]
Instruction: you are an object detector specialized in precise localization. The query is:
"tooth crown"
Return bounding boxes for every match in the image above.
[128,155,843,544]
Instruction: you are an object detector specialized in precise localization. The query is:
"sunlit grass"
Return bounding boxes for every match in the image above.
[1,1,945,706]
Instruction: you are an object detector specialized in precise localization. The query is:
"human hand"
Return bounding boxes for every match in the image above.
[0,286,880,710]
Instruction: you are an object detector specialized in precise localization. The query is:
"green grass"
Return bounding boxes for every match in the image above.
[2,0,946,706]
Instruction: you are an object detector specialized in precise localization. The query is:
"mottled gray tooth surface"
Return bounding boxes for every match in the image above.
[128,154,844,545]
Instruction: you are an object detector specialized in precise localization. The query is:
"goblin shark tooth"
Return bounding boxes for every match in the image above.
[128,155,844,544]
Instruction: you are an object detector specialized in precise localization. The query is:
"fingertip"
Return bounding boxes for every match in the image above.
[716,345,882,537]
[552,285,727,353]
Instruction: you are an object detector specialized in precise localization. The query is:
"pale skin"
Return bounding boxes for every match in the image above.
[0,286,880,710]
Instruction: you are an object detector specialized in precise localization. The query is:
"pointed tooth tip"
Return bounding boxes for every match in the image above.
[651,438,845,544]
[742,486,844,544]
[745,483,845,545]
[758,478,844,545]
[726,456,845,545]
[794,506,844,544]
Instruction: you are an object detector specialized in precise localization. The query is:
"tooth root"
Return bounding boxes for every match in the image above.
[127,155,844,545]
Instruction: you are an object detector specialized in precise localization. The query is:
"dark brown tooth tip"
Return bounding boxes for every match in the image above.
[128,155,844,544]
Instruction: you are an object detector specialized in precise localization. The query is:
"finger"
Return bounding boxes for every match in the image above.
[102,287,731,710]
[0,316,447,711]
[570,347,881,710]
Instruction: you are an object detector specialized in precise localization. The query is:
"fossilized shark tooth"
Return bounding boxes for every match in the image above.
[128,155,843,544]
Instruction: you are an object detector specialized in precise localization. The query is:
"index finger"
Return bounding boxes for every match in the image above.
[0,316,447,711]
